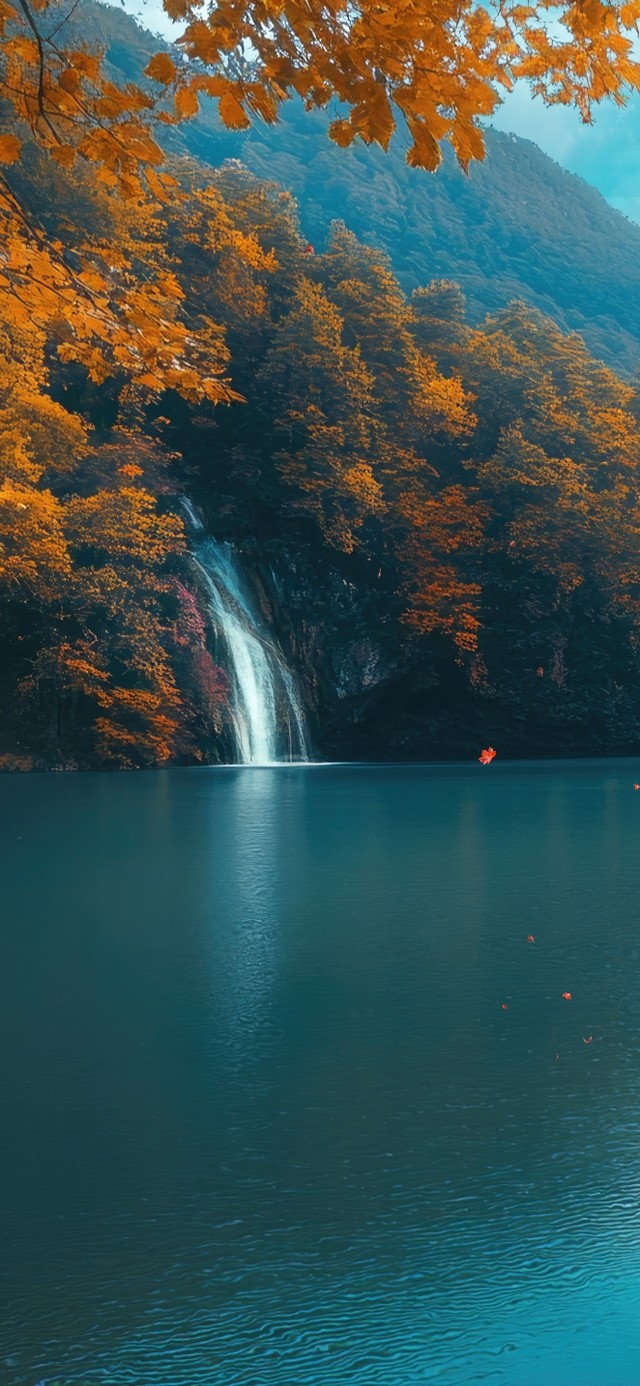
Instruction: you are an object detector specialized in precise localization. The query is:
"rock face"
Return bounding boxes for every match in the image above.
[211,529,640,765]
[217,536,478,763]
[200,533,398,761]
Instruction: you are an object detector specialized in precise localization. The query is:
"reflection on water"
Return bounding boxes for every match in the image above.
[202,770,294,1055]
[1,762,640,1385]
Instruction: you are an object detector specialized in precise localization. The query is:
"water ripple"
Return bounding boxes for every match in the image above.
[2,762,640,1384]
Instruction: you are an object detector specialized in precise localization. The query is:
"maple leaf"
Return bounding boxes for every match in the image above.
[145,53,177,85]
[328,118,353,148]
[174,84,200,119]
[0,133,21,164]
[218,90,251,129]
[478,746,496,764]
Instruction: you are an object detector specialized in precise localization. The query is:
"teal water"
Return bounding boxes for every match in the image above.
[2,762,640,1385]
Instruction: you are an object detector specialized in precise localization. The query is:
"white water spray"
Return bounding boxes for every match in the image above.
[182,502,309,765]
[181,497,205,533]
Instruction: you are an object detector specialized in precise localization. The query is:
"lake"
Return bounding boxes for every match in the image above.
[2,762,640,1385]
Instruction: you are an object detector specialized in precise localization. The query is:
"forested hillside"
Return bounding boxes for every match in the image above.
[78,0,640,379]
[5,3,640,768]
[5,125,640,765]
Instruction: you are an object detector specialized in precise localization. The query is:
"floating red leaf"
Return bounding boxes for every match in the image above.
[479,746,496,765]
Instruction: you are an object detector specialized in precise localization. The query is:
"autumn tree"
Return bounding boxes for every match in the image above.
[259,276,386,552]
[455,304,640,706]
[412,281,470,373]
[0,308,232,769]
[394,481,488,653]
[319,224,473,442]
[148,0,640,170]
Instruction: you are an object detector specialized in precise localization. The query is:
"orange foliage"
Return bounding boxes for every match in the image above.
[261,276,386,551]
[469,306,640,621]
[165,0,640,170]
[397,483,488,651]
[0,320,213,767]
[1,0,638,418]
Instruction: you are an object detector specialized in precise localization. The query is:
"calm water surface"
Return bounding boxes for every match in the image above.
[2,762,640,1385]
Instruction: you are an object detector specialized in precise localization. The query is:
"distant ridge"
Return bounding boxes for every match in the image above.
[82,0,640,376]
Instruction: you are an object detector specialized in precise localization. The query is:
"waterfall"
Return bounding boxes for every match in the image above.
[182,502,309,765]
[181,497,204,534]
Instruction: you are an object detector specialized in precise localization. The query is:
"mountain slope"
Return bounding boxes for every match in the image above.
[241,112,640,376]
[80,0,640,377]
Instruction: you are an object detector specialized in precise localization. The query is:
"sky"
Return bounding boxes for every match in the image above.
[112,0,640,225]
[492,83,640,224]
